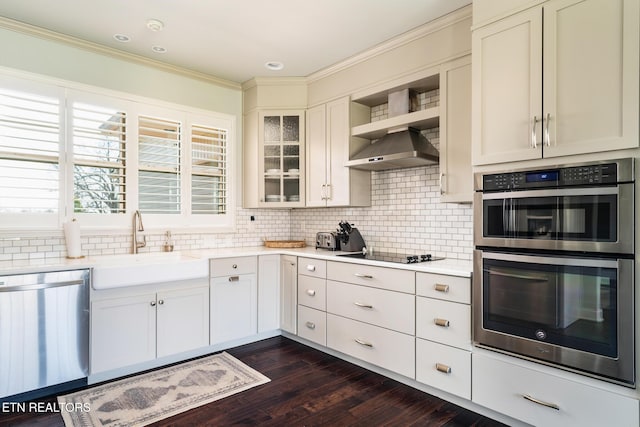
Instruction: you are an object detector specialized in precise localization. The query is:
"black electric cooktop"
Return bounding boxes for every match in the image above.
[337,251,445,264]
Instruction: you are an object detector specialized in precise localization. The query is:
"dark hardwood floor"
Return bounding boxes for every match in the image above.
[0,336,506,426]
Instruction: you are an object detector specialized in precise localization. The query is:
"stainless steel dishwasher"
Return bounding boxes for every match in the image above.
[0,269,90,400]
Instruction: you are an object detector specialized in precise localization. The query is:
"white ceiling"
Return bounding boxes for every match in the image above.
[0,0,471,84]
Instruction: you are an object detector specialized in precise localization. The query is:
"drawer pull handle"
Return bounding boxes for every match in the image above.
[306,265,316,272]
[305,321,316,330]
[434,318,450,327]
[354,273,373,279]
[434,283,449,293]
[306,289,316,296]
[229,276,239,282]
[522,394,560,411]
[354,338,373,348]
[354,301,373,309]
[436,363,452,374]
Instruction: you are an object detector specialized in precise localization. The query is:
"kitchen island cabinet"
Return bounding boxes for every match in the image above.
[472,0,639,165]
[90,279,209,375]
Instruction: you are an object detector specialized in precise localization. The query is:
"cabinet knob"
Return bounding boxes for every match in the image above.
[306,265,316,272]
[436,363,452,374]
[158,299,164,305]
[306,289,316,296]
[305,321,316,330]
[232,264,238,269]
[434,318,450,328]
[434,283,449,293]
[150,301,156,307]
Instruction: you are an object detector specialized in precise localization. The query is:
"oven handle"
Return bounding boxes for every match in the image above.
[482,186,619,200]
[482,251,619,268]
[487,270,549,281]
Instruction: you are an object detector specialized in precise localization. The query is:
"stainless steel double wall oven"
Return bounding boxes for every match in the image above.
[473,158,635,386]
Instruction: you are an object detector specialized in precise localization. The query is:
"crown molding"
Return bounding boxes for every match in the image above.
[307,4,472,84]
[0,16,242,91]
[241,76,308,90]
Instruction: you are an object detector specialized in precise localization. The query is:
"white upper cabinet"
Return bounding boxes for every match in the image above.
[472,0,639,165]
[306,97,370,207]
[439,56,472,202]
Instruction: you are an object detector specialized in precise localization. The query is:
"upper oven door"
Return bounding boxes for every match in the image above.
[474,183,634,254]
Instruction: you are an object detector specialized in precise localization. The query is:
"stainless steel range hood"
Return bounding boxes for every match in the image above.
[346,89,439,171]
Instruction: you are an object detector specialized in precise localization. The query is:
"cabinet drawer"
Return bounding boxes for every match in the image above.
[416,272,470,304]
[472,353,640,427]
[327,280,414,334]
[297,305,326,346]
[327,261,415,293]
[416,339,471,399]
[327,314,414,378]
[298,257,327,278]
[416,297,471,350]
[297,275,326,311]
[210,256,257,277]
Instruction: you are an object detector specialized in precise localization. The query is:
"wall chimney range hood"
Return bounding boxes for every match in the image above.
[346,89,439,171]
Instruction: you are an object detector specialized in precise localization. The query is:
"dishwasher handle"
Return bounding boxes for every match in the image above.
[0,279,86,292]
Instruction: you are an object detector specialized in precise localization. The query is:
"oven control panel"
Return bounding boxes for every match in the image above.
[482,162,618,191]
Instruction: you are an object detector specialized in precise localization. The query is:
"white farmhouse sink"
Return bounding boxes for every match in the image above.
[91,251,208,289]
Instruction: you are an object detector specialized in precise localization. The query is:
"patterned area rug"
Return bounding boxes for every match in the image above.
[57,352,270,427]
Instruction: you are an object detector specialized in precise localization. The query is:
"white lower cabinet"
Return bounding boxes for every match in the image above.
[416,339,471,399]
[280,255,298,333]
[297,305,326,346]
[327,313,415,378]
[298,274,326,311]
[258,255,280,333]
[156,286,210,358]
[326,280,414,335]
[210,257,257,344]
[472,353,640,427]
[91,281,209,374]
[91,293,156,373]
[416,297,470,350]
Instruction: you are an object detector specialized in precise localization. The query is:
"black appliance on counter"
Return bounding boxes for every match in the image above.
[473,158,635,387]
[335,220,366,252]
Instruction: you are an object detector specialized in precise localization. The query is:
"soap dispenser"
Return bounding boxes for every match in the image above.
[163,230,174,252]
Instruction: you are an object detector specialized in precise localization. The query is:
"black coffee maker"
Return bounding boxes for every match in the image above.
[336,220,366,252]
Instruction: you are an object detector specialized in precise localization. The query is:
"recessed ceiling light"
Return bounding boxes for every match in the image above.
[152,46,167,54]
[265,61,284,71]
[113,34,130,42]
[146,19,165,32]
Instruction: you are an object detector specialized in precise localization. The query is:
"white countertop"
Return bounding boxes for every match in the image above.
[0,246,472,278]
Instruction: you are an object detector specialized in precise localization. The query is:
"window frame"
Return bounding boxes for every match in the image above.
[0,71,236,234]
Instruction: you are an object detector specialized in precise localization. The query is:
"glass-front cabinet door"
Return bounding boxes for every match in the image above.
[258,111,304,207]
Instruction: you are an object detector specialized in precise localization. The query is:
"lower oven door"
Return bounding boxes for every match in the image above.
[473,250,635,386]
